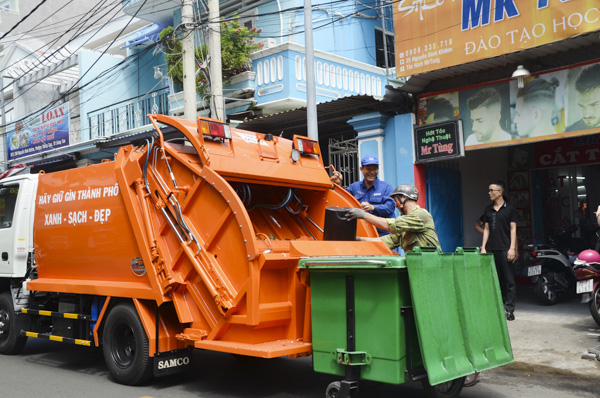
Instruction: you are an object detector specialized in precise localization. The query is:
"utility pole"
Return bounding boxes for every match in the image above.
[1,76,7,171]
[182,0,197,120]
[304,0,318,141]
[208,0,224,121]
[381,9,390,77]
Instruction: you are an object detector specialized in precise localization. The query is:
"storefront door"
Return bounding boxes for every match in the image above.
[531,164,600,250]
[426,168,463,252]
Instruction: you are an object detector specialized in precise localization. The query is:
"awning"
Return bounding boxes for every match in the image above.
[120,24,163,49]
[0,164,26,180]
[29,155,77,173]
[236,93,412,141]
[95,124,181,149]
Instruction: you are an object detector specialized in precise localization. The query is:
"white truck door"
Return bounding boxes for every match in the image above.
[0,183,21,275]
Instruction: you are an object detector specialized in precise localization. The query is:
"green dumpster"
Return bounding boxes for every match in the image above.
[299,247,513,398]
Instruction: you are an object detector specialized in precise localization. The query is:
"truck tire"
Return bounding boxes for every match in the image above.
[0,291,27,355]
[589,285,600,328]
[421,376,465,398]
[102,302,153,385]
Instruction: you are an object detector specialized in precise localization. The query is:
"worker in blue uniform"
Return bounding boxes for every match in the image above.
[331,155,395,236]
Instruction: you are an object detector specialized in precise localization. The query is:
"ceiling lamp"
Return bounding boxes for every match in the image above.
[512,65,531,89]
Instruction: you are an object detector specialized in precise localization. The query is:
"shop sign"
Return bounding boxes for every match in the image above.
[413,119,464,163]
[534,134,600,168]
[394,0,599,78]
[418,61,600,150]
[7,103,70,160]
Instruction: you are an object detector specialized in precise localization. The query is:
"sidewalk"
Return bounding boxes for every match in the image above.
[502,286,600,380]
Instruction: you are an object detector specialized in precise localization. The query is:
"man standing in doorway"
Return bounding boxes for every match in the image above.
[480,181,519,321]
[331,156,395,236]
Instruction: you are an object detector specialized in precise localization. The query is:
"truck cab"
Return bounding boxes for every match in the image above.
[0,174,37,280]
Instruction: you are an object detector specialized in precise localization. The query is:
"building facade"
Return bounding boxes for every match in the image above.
[2,0,415,194]
[392,1,600,252]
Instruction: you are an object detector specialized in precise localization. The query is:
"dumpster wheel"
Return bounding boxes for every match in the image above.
[421,376,465,398]
[325,380,358,398]
[325,381,341,398]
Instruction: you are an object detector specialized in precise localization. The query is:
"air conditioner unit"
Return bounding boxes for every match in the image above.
[257,38,277,49]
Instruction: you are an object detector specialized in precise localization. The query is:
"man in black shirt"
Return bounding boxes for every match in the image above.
[480,181,519,320]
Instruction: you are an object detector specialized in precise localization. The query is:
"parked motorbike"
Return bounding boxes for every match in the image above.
[552,224,589,259]
[517,225,593,305]
[572,236,600,327]
[519,243,577,305]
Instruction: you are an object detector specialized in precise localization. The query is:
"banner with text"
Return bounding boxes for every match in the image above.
[7,103,70,160]
[394,0,600,78]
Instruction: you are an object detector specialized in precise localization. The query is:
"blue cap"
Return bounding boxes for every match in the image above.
[361,155,379,166]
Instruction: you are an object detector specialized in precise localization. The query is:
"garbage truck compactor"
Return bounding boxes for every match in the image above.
[0,114,512,396]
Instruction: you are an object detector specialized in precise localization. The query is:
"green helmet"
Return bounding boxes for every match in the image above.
[390,184,419,201]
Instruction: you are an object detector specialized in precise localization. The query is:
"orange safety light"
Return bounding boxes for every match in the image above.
[199,120,210,136]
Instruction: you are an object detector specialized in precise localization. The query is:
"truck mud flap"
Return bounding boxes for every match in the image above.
[406,247,513,386]
[154,348,193,377]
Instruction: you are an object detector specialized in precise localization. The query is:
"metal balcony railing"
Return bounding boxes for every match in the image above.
[88,88,169,139]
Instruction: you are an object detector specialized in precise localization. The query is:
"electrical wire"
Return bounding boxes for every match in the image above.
[0,0,117,46]
[62,0,150,99]
[1,0,403,139]
[0,0,120,89]
[2,0,130,122]
[0,0,49,41]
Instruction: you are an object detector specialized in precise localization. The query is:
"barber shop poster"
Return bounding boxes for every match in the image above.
[394,0,600,78]
[7,103,70,160]
[418,61,600,150]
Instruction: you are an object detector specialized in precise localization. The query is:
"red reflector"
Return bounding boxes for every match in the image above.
[209,122,225,137]
[298,139,319,154]
[304,141,315,153]
[531,252,537,258]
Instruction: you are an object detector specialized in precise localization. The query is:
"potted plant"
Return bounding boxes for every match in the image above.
[159,19,263,97]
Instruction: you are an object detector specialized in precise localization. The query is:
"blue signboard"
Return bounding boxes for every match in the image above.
[7,103,70,160]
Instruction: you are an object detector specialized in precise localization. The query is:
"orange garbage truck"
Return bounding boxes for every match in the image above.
[0,114,512,397]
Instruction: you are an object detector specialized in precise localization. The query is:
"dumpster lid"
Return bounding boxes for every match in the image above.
[406,247,513,385]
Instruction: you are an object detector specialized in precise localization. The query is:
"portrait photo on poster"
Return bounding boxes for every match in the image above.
[417,92,458,126]
[459,84,512,146]
[564,63,600,133]
[510,70,566,139]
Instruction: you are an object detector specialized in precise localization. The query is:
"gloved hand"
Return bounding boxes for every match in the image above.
[345,208,366,220]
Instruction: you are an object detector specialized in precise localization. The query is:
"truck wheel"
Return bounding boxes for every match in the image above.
[589,285,600,328]
[533,272,559,305]
[0,292,27,355]
[421,376,465,398]
[103,302,153,385]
